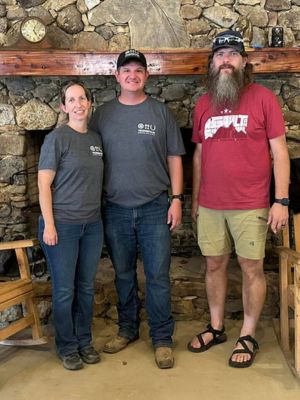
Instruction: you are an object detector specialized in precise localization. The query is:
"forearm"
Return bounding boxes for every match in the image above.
[38,171,56,227]
[192,144,201,203]
[39,187,55,227]
[167,155,183,195]
[167,156,183,229]
[268,136,290,233]
[273,158,290,200]
[271,137,290,199]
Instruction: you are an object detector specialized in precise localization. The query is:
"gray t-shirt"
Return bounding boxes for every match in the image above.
[38,125,104,223]
[90,97,185,208]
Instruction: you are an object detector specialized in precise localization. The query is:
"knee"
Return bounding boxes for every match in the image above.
[146,270,170,287]
[238,258,264,280]
[53,286,74,304]
[77,281,94,295]
[206,255,229,273]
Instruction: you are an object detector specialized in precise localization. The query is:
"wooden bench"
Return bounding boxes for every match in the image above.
[277,213,300,377]
[0,239,47,346]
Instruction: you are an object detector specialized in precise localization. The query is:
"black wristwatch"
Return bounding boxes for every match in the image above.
[274,198,289,206]
[172,194,184,202]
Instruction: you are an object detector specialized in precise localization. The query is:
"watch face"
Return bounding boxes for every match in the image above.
[281,199,290,206]
[21,18,46,43]
[275,198,289,206]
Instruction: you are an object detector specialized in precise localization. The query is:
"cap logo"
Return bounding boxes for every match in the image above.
[212,31,245,54]
[213,35,244,46]
[125,49,141,59]
[117,48,147,69]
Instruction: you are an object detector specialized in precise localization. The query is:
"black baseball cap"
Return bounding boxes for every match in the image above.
[212,30,245,54]
[116,49,147,69]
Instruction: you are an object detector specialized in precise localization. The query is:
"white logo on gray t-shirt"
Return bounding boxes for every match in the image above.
[137,123,156,136]
[90,145,103,156]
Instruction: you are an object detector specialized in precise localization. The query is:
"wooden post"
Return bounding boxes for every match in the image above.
[295,261,300,374]
[280,251,290,352]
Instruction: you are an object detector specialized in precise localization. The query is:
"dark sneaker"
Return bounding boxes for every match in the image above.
[79,346,100,364]
[61,352,84,371]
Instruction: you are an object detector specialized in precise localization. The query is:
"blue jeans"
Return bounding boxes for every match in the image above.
[103,192,174,348]
[38,217,103,357]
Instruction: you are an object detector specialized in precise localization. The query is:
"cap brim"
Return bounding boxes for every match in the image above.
[212,44,245,54]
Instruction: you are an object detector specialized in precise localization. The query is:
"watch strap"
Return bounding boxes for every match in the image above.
[274,198,289,206]
[171,194,184,202]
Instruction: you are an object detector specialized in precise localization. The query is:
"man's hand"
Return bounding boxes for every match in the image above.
[191,199,198,223]
[267,203,289,234]
[167,200,182,230]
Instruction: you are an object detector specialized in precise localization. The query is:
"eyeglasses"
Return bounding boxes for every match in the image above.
[213,36,244,46]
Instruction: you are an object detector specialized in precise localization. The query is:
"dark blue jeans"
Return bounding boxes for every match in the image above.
[39,217,103,357]
[103,192,174,348]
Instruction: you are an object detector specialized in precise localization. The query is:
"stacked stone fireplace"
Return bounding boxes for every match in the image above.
[0,72,299,324]
[0,0,300,326]
[1,73,299,251]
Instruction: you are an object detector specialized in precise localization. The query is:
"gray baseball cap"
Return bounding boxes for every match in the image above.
[212,30,245,54]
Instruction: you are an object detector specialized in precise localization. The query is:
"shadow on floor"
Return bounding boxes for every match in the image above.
[0,319,299,400]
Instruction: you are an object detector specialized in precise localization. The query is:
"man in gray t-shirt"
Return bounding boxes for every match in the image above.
[90,49,185,369]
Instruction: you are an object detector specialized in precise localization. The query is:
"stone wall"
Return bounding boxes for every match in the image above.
[0,1,299,49]
[0,73,299,247]
[0,253,280,329]
[92,255,280,324]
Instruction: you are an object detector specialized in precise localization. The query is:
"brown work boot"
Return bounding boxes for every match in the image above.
[103,335,138,354]
[155,347,174,369]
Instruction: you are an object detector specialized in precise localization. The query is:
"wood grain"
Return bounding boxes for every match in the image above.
[0,48,299,76]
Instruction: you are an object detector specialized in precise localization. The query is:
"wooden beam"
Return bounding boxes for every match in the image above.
[0,48,299,76]
[0,280,32,308]
[0,239,38,250]
[0,315,35,341]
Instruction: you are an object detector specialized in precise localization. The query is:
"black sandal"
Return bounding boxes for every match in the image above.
[229,335,259,368]
[187,323,227,353]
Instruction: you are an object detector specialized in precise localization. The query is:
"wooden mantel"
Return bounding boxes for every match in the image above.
[0,48,299,76]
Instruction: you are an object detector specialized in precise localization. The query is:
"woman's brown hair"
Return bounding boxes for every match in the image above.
[60,80,91,105]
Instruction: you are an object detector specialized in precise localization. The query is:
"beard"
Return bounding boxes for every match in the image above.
[207,64,245,111]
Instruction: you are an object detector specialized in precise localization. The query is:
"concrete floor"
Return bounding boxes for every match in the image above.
[0,319,299,400]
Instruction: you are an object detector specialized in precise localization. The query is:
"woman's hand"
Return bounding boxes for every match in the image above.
[43,224,58,246]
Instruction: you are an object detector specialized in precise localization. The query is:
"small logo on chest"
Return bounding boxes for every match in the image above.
[137,123,156,136]
[90,145,103,156]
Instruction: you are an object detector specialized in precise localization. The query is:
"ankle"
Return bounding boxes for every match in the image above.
[210,322,224,331]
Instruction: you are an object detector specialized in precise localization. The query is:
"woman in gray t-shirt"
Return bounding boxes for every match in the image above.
[38,81,104,371]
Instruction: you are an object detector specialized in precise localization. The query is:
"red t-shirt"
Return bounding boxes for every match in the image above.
[192,83,285,210]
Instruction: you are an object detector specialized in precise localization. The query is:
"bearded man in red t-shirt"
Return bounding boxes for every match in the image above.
[187,30,290,368]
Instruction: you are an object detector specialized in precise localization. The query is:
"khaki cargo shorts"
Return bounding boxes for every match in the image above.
[196,206,269,260]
